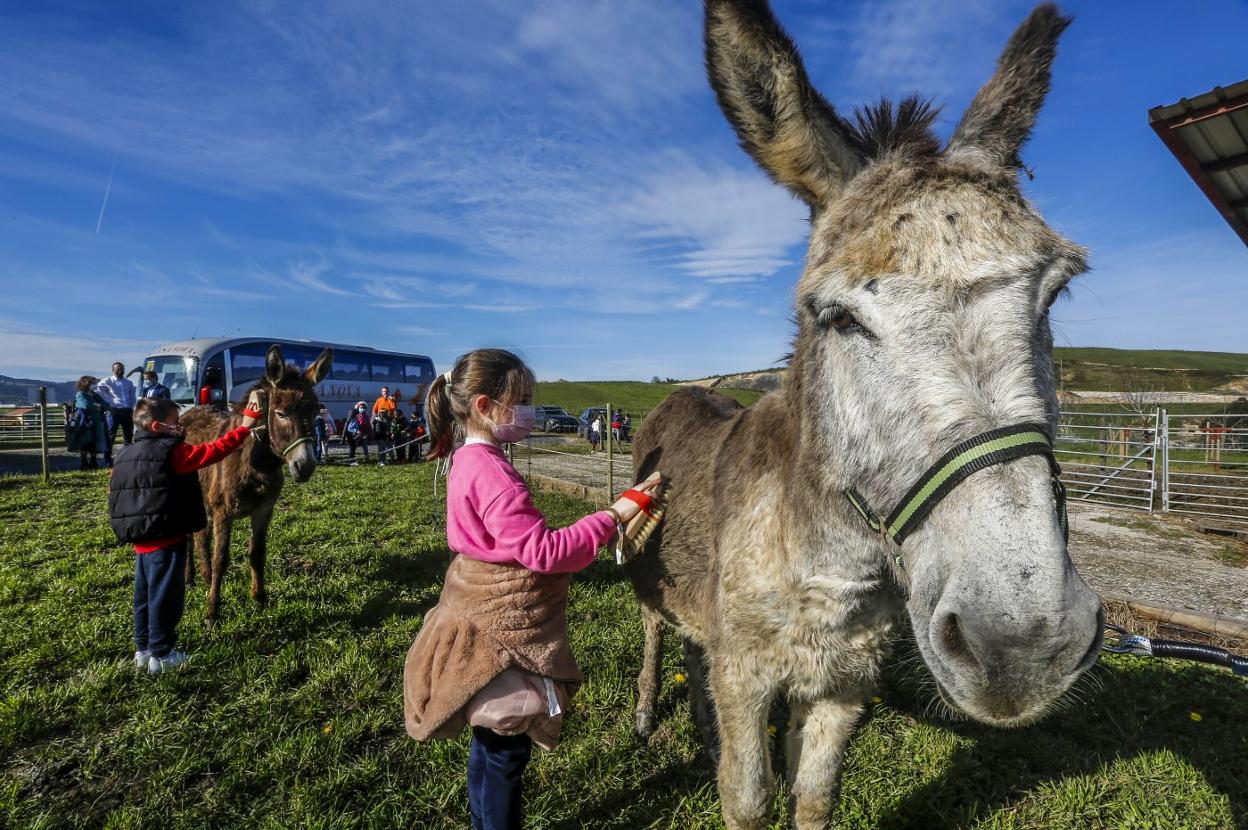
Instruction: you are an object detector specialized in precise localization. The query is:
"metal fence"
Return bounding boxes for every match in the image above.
[1053,409,1248,527]
[1056,410,1160,512]
[0,403,63,445]
[1162,412,1248,526]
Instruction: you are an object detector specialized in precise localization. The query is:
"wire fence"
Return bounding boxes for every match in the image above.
[8,395,1248,528]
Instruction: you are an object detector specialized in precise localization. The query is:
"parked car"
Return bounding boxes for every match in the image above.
[577,407,608,439]
[535,405,578,433]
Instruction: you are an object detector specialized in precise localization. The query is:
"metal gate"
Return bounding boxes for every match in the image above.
[1056,411,1159,513]
[1162,411,1248,526]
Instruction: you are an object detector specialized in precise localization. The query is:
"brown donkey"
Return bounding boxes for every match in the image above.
[627,2,1102,828]
[181,344,331,624]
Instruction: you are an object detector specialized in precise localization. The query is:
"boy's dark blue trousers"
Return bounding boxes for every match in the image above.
[133,540,187,658]
[468,727,532,830]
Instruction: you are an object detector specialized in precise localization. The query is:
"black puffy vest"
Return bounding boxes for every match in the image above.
[108,431,208,543]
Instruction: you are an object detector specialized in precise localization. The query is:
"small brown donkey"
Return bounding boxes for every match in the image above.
[627,2,1101,828]
[181,344,331,624]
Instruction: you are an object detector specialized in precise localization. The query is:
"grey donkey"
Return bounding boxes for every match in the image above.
[626,2,1102,827]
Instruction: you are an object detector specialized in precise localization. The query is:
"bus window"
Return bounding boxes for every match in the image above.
[284,345,323,371]
[404,360,432,382]
[370,356,403,383]
[200,352,227,409]
[145,355,198,405]
[332,351,370,381]
[230,343,270,387]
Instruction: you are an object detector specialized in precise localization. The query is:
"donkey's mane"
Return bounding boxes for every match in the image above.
[848,95,941,160]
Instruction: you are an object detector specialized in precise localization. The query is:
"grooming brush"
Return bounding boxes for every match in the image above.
[614,472,666,565]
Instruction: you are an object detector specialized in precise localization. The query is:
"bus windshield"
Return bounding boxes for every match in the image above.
[143,355,198,405]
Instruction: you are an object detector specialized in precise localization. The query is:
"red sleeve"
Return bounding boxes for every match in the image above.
[171,426,252,474]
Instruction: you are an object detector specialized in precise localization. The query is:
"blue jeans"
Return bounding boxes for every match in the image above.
[468,727,531,830]
[133,540,187,658]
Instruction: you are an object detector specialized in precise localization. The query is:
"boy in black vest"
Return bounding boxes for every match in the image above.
[109,397,261,673]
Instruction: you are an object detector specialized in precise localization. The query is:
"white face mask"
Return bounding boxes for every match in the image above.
[490,401,536,443]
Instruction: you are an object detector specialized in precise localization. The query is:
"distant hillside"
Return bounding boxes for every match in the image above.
[679,348,1248,396]
[1052,348,1248,393]
[534,381,760,417]
[0,375,76,406]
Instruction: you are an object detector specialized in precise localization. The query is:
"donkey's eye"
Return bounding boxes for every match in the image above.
[817,304,862,334]
[276,411,289,420]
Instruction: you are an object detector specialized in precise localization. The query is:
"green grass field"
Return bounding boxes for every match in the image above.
[2,466,1246,829]
[533,381,761,422]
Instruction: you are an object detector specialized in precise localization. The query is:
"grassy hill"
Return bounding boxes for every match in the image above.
[1052,348,1248,393]
[534,381,761,418]
[656,349,1248,397]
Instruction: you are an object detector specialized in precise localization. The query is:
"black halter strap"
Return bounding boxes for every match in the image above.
[843,423,1068,555]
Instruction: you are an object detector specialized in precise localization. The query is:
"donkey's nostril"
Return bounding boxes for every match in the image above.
[940,613,971,662]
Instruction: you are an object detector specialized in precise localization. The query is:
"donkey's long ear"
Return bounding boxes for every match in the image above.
[705,0,863,207]
[305,348,333,385]
[945,4,1071,169]
[265,344,285,386]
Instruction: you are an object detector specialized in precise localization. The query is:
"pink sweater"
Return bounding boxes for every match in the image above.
[446,442,616,574]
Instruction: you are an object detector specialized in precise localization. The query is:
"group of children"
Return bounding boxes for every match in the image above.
[109,347,658,829]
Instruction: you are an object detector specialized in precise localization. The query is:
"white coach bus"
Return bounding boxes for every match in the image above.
[140,337,436,420]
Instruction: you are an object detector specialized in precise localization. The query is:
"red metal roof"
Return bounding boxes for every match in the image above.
[1149,78,1248,247]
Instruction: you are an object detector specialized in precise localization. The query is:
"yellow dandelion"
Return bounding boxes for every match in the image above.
[767,724,777,736]
[1189,712,1202,722]
[674,672,687,684]
[323,724,334,734]
[871,696,882,705]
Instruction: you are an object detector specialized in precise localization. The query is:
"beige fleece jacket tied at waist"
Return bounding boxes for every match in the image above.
[403,554,584,750]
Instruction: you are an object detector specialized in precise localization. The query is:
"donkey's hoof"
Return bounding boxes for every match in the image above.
[635,710,657,740]
[252,592,268,608]
[202,616,219,631]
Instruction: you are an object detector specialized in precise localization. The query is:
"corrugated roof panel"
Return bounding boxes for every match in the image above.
[1149,78,1248,248]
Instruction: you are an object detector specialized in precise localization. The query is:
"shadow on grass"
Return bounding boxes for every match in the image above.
[546,754,717,830]
[874,656,1248,828]
[349,549,456,629]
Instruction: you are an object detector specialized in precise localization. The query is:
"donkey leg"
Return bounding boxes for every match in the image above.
[248,500,276,608]
[787,694,865,830]
[683,638,720,760]
[634,606,665,739]
[191,529,211,586]
[711,661,775,830]
[205,516,232,626]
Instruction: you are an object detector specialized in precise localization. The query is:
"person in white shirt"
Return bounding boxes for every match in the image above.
[96,362,137,449]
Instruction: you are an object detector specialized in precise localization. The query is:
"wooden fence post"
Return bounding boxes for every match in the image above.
[39,386,50,484]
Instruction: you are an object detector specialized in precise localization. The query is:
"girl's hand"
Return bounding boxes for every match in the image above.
[609,473,662,523]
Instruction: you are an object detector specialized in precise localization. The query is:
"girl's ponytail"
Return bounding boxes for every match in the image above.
[425,349,533,461]
[426,370,457,460]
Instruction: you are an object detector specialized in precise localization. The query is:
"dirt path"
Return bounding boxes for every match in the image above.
[1067,503,1248,619]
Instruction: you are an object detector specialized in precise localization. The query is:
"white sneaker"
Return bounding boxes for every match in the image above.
[378,461,386,467]
[134,650,152,670]
[147,649,192,674]
[350,461,359,467]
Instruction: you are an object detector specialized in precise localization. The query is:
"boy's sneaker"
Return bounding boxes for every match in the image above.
[378,461,386,467]
[147,650,192,674]
[349,460,359,467]
[134,650,152,670]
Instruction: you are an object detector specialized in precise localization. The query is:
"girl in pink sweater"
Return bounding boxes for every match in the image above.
[412,348,658,830]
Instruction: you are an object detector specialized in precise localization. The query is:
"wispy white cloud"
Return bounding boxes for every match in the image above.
[0,318,151,378]
[623,154,809,279]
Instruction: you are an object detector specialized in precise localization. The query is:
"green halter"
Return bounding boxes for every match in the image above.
[843,423,1067,558]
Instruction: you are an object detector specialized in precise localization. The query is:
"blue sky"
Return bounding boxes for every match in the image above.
[1,0,1245,382]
